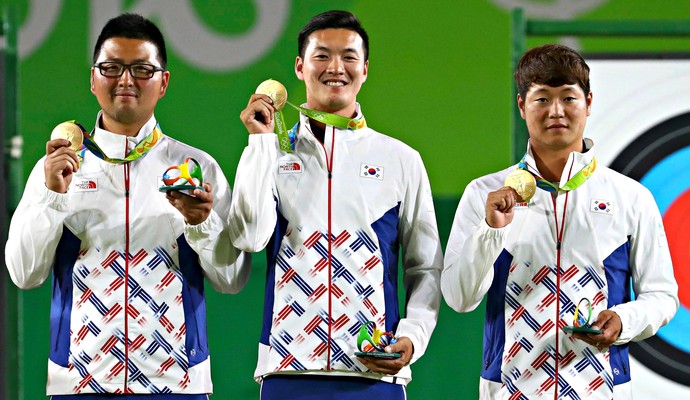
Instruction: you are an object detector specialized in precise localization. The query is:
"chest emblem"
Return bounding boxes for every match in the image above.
[514,202,529,209]
[73,178,98,192]
[360,163,384,180]
[279,160,303,174]
[591,199,614,215]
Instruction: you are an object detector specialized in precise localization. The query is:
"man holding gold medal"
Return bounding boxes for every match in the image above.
[232,10,442,400]
[442,44,678,399]
[5,13,250,399]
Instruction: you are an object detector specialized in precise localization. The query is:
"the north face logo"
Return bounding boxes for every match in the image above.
[74,179,98,192]
[279,161,302,174]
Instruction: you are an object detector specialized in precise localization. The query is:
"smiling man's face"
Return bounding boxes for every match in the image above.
[295,28,368,118]
[91,37,169,134]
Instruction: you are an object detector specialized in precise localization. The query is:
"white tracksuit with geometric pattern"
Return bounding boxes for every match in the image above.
[442,139,678,399]
[229,106,443,386]
[5,114,251,395]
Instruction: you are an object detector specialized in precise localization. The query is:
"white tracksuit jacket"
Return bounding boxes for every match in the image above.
[442,139,678,399]
[229,106,443,385]
[5,114,251,395]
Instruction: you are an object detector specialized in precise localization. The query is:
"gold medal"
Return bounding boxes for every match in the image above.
[50,121,84,151]
[255,79,288,111]
[505,169,537,202]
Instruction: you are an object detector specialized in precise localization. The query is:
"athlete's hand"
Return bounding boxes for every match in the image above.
[572,310,622,349]
[44,138,79,193]
[485,186,520,228]
[239,94,276,134]
[166,182,214,225]
[356,336,414,375]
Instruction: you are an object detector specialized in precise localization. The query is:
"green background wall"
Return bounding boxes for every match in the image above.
[3,0,690,398]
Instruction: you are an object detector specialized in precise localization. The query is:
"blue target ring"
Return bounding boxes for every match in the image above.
[609,111,690,385]
[639,146,690,352]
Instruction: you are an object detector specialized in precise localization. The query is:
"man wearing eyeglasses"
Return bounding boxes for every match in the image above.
[441,44,678,399]
[5,13,250,399]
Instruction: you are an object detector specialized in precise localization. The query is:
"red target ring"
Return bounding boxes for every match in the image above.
[664,189,690,308]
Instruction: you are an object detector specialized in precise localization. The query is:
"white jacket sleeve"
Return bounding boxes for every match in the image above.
[184,158,251,294]
[441,179,508,313]
[5,158,67,289]
[228,134,278,252]
[611,187,678,344]
[393,151,443,364]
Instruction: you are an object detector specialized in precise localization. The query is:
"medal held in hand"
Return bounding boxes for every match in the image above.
[50,121,85,151]
[254,78,368,154]
[255,79,287,111]
[505,169,537,202]
[159,157,207,193]
[354,321,401,359]
[255,79,292,153]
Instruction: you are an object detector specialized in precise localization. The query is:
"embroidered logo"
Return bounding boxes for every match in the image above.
[279,161,302,174]
[73,178,98,192]
[360,163,383,180]
[591,199,613,215]
[515,202,529,209]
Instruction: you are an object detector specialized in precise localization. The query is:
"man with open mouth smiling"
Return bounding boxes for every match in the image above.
[232,9,443,400]
[296,23,368,135]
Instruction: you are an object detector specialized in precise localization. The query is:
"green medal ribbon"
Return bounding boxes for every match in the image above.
[273,101,367,152]
[80,123,163,164]
[519,155,597,193]
[273,107,291,153]
[287,102,367,130]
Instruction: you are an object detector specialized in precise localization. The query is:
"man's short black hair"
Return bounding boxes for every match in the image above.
[298,10,369,61]
[93,13,167,68]
[514,44,590,99]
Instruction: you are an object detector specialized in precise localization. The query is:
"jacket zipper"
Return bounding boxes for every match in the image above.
[325,127,335,370]
[552,162,574,400]
[552,193,561,400]
[308,123,336,370]
[124,162,131,391]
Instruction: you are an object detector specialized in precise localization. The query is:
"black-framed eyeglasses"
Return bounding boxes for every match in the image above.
[94,62,165,79]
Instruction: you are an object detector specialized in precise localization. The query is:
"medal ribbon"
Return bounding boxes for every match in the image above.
[518,154,597,193]
[273,101,367,152]
[78,122,163,164]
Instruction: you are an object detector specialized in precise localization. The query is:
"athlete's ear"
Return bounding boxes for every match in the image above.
[295,56,304,81]
[158,71,170,98]
[517,93,526,120]
[362,60,368,83]
[586,91,593,116]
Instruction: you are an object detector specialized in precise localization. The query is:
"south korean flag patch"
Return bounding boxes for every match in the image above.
[591,199,614,215]
[361,163,384,180]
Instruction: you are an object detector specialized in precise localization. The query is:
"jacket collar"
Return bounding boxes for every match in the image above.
[91,112,158,160]
[523,138,596,184]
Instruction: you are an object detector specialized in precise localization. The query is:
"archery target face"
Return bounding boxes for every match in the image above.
[585,58,690,397]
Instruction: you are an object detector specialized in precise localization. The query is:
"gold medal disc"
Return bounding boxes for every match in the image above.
[50,122,84,151]
[505,169,537,202]
[255,79,288,111]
